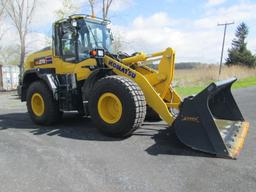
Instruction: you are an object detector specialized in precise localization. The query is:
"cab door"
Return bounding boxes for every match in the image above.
[53,21,95,81]
[53,22,77,75]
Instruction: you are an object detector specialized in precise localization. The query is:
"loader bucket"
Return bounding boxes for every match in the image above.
[174,78,249,159]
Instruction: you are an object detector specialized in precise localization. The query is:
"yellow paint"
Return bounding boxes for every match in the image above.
[97,93,123,124]
[24,50,53,70]
[229,121,249,158]
[24,47,182,125]
[104,48,182,125]
[24,49,96,81]
[31,93,45,117]
[122,52,147,64]
[53,57,96,81]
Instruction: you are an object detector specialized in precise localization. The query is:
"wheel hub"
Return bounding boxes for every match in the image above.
[98,93,122,124]
[31,93,45,117]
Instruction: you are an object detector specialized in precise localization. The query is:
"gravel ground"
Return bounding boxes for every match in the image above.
[0,87,255,192]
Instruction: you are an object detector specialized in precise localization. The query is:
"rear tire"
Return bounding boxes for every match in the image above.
[89,76,146,138]
[27,81,62,125]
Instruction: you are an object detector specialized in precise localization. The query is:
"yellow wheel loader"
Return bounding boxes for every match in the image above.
[19,15,249,159]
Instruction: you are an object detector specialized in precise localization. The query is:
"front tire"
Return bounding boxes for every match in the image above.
[27,81,62,125]
[89,76,146,138]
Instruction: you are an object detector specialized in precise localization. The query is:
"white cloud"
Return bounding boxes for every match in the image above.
[113,2,256,63]
[112,13,222,63]
[83,0,134,18]
[110,0,134,12]
[197,3,256,29]
[30,0,62,28]
[207,0,227,6]
[248,37,256,53]
[132,12,172,28]
[31,0,85,29]
[26,32,51,52]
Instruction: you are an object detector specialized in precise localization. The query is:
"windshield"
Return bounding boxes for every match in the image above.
[77,19,112,61]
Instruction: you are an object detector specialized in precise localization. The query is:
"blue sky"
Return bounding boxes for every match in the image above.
[107,0,247,24]
[110,0,207,24]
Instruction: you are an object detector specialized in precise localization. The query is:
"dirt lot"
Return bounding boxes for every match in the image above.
[0,88,255,192]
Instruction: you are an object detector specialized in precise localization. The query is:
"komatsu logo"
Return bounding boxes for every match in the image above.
[108,61,136,78]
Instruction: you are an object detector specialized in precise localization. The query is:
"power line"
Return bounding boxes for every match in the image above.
[217,22,234,78]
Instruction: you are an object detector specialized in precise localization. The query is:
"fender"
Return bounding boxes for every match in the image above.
[21,68,59,101]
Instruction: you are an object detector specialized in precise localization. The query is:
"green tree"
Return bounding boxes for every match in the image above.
[226,22,256,68]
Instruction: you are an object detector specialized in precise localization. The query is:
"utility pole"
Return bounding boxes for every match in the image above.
[217,22,234,78]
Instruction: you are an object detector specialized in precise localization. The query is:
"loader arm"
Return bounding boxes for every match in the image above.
[104,48,181,125]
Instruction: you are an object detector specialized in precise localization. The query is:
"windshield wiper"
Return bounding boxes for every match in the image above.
[86,24,99,48]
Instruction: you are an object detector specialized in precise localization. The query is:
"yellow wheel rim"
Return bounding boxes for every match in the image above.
[31,93,45,117]
[98,93,123,124]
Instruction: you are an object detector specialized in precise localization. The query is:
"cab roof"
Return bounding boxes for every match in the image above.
[55,14,110,26]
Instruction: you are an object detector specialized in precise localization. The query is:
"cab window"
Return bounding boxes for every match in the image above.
[61,30,76,62]
[77,31,90,61]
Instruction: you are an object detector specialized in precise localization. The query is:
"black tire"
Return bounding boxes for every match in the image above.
[145,106,162,122]
[89,76,146,138]
[26,81,62,125]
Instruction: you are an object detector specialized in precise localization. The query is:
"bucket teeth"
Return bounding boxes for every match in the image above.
[215,119,249,158]
[228,122,249,158]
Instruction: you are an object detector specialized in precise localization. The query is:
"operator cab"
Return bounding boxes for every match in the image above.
[53,15,113,63]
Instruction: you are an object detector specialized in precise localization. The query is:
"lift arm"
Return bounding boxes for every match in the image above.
[104,48,181,125]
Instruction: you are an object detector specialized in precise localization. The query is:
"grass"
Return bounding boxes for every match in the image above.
[174,66,256,97]
[232,76,256,89]
[175,86,204,97]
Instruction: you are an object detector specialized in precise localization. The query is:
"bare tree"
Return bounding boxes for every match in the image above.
[88,0,96,17]
[112,31,123,53]
[0,45,19,65]
[55,0,79,20]
[87,0,113,20]
[103,0,112,20]
[3,0,37,75]
[0,0,9,43]
[0,0,7,19]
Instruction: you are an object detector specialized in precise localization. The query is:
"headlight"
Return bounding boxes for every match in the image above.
[97,50,104,57]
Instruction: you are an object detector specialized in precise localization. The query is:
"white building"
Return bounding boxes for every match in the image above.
[0,65,19,91]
